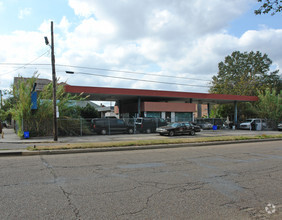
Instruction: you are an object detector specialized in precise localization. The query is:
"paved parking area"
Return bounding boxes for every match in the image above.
[1,127,281,145]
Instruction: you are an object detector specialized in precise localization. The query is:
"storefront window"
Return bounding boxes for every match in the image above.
[146,112,161,118]
[175,112,192,122]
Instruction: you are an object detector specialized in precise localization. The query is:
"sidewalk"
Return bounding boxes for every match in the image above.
[0,128,56,144]
[1,128,281,143]
[1,128,281,156]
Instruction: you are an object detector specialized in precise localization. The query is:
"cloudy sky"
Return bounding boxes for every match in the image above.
[0,0,281,98]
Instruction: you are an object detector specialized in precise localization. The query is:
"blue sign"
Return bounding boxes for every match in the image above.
[31,91,37,110]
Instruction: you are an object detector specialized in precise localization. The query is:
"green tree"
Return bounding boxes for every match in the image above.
[80,103,99,119]
[12,76,37,136]
[12,75,86,137]
[256,89,282,122]
[210,51,281,96]
[255,0,282,15]
[39,82,84,118]
[210,103,258,122]
[0,90,14,123]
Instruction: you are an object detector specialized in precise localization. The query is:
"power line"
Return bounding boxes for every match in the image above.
[0,50,50,76]
[0,62,211,82]
[57,64,211,82]
[68,71,210,88]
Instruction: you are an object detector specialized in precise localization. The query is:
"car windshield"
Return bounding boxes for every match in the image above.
[243,120,253,123]
[135,119,142,123]
[169,123,180,128]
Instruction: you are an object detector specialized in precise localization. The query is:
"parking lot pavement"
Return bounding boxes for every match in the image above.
[1,128,281,146]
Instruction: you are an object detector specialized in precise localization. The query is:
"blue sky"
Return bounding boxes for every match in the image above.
[229,4,282,36]
[0,0,281,96]
[0,0,75,33]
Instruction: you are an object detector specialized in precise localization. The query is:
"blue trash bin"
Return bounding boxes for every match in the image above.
[24,131,30,139]
[212,125,217,131]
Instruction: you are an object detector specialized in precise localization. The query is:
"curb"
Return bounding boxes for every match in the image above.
[1,138,281,157]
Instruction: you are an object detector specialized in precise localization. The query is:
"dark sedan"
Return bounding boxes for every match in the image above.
[191,122,201,132]
[278,122,282,131]
[156,122,198,136]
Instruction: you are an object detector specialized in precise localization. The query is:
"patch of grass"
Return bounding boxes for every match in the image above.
[26,134,282,151]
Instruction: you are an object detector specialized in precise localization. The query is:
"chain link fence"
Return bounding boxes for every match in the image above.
[21,117,167,137]
[21,117,280,137]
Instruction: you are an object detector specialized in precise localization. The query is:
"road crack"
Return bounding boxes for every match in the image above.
[40,156,81,219]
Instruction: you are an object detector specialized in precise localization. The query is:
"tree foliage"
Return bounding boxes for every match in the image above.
[11,75,89,137]
[0,90,14,122]
[79,103,99,119]
[256,89,282,121]
[210,103,258,122]
[12,76,37,136]
[209,51,281,123]
[255,0,282,15]
[210,51,281,96]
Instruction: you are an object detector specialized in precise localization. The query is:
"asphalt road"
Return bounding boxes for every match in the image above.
[1,141,281,219]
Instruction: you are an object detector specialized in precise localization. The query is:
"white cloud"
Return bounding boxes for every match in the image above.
[59,0,282,92]
[239,28,282,69]
[68,0,95,17]
[0,2,4,11]
[18,8,32,19]
[57,16,71,34]
[1,0,281,95]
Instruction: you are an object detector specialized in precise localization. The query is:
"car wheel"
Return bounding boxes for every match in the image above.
[190,130,195,136]
[146,128,151,134]
[128,128,134,134]
[100,129,107,135]
[168,130,174,136]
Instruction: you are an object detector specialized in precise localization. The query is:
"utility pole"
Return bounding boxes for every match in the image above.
[51,21,58,141]
[0,90,2,109]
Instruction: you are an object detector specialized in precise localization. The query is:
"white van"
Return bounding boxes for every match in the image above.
[239,119,266,130]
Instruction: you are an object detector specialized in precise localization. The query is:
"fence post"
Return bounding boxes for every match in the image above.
[108,118,111,135]
[80,118,83,136]
[22,117,24,134]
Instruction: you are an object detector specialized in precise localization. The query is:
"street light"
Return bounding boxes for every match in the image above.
[44,21,58,141]
[65,71,74,74]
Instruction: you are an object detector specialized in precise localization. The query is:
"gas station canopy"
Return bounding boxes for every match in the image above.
[64,85,258,104]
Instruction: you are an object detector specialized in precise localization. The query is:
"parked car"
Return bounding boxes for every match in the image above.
[239,118,267,130]
[135,117,167,133]
[91,118,134,135]
[156,122,197,136]
[278,122,282,131]
[190,122,201,132]
[196,121,213,130]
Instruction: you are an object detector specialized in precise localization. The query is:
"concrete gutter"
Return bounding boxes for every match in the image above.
[1,138,281,157]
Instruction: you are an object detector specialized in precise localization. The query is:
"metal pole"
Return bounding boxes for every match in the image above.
[207,103,210,118]
[80,118,82,136]
[51,21,58,141]
[138,97,141,117]
[0,90,2,109]
[234,101,238,126]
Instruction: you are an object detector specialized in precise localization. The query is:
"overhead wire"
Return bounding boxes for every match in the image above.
[0,60,211,88]
[0,62,211,82]
[69,71,210,88]
[56,64,211,82]
[0,49,50,76]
